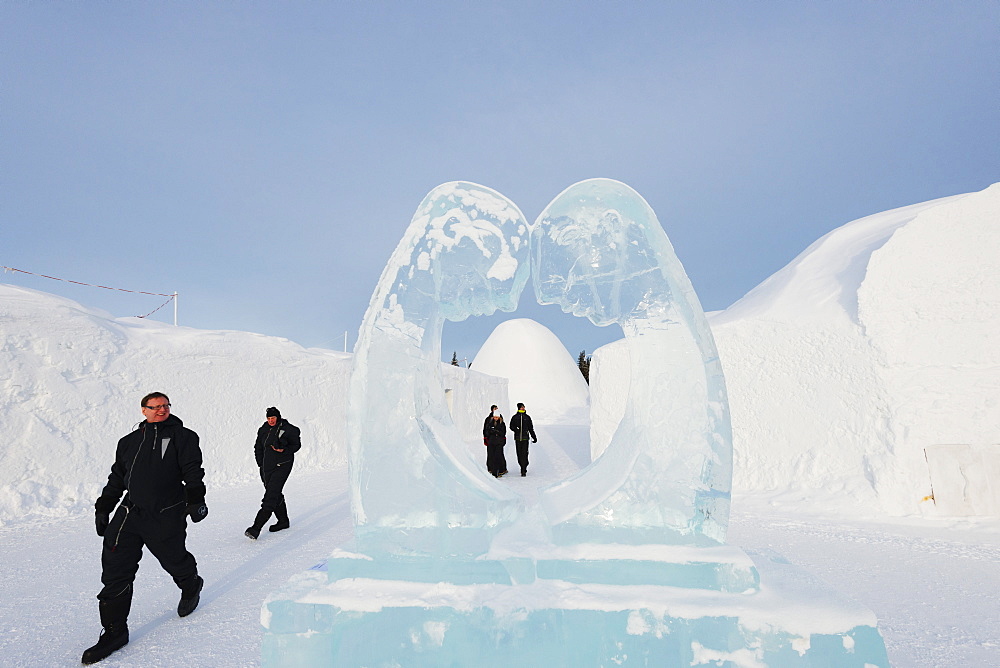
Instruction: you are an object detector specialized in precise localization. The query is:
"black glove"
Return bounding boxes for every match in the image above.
[532,438,537,443]
[94,495,118,532]
[96,512,110,536]
[187,502,208,523]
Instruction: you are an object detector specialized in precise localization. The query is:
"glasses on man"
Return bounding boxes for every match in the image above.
[143,403,171,410]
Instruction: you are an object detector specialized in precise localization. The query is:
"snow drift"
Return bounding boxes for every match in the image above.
[0,284,353,525]
[593,182,1000,516]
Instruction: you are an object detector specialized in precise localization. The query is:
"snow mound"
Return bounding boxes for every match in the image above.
[470,318,589,424]
[0,283,352,526]
[710,182,1000,515]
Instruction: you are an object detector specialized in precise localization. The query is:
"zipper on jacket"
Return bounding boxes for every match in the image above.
[112,505,130,552]
[124,426,147,493]
[160,500,185,513]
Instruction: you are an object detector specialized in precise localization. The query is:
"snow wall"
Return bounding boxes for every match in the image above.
[593,183,1000,516]
[0,284,504,526]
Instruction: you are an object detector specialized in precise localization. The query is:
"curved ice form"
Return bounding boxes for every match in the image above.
[349,178,731,554]
[534,179,732,545]
[348,182,530,555]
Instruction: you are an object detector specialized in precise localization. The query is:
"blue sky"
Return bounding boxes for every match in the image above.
[3,2,998,361]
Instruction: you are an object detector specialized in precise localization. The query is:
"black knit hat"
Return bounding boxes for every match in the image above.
[266,407,281,418]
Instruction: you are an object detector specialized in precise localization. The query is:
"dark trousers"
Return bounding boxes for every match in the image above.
[254,462,293,527]
[515,440,530,472]
[99,504,199,606]
[486,444,505,476]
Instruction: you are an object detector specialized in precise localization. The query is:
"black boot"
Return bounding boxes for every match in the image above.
[245,508,271,540]
[82,597,131,664]
[269,501,290,532]
[177,575,203,617]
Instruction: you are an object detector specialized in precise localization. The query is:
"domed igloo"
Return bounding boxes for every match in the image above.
[471,318,589,425]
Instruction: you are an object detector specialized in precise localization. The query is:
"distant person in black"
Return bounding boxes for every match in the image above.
[483,405,500,472]
[483,407,508,478]
[84,392,208,665]
[245,407,301,539]
[510,402,537,477]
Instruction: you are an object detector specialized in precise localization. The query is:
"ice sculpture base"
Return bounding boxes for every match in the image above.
[261,548,889,667]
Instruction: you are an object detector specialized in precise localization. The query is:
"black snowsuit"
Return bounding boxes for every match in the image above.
[510,410,537,474]
[94,414,205,618]
[251,419,301,530]
[483,416,508,477]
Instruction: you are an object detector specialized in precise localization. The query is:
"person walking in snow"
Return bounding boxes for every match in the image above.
[245,407,301,539]
[510,402,537,477]
[483,405,509,474]
[483,407,508,478]
[84,392,208,665]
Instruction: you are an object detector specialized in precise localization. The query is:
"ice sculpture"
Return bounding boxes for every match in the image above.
[261,179,890,667]
[347,178,729,555]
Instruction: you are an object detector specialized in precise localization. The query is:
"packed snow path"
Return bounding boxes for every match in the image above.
[0,470,352,667]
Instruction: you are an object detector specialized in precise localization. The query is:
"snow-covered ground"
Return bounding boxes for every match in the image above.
[0,468,352,667]
[729,498,1000,667]
[1,429,997,667]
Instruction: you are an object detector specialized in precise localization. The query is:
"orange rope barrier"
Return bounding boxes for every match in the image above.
[2,265,176,319]
[2,265,174,296]
[137,294,177,319]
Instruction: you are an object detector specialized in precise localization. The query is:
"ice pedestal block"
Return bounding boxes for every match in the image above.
[262,549,889,667]
[315,543,760,591]
[263,180,889,666]
[531,544,759,592]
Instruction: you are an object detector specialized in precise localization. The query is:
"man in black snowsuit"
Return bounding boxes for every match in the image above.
[245,407,301,539]
[83,392,208,665]
[510,402,537,477]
